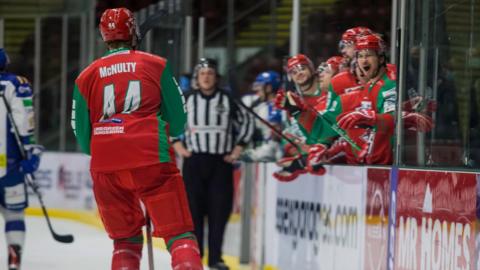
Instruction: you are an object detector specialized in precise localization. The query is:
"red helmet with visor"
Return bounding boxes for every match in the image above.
[286,54,314,73]
[317,56,343,74]
[355,34,386,54]
[339,26,373,52]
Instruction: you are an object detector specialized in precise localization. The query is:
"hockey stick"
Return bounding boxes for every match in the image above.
[137,12,171,269]
[137,9,168,46]
[145,213,155,270]
[234,98,305,154]
[227,67,310,170]
[0,89,74,244]
[226,67,308,164]
[279,57,363,151]
[288,83,363,151]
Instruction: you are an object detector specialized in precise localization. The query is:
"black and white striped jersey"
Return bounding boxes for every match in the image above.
[182,88,253,155]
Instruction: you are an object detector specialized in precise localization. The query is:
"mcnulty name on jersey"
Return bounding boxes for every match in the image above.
[99,62,137,78]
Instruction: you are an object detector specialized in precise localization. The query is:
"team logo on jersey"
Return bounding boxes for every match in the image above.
[100,117,123,124]
[345,85,363,93]
[361,100,372,110]
[108,22,116,29]
[216,104,226,114]
[17,85,32,96]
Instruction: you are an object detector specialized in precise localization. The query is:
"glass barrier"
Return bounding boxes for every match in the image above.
[300,0,480,170]
[2,0,479,170]
[302,0,391,65]
[1,1,183,151]
[400,0,480,169]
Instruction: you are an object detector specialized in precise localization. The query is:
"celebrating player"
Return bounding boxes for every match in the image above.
[312,34,397,165]
[273,54,336,180]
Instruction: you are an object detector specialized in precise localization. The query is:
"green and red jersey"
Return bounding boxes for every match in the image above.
[292,70,364,147]
[323,69,397,164]
[295,90,324,136]
[285,90,338,147]
[326,71,364,110]
[72,48,186,172]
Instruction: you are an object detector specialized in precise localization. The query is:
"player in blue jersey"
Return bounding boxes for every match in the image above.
[241,71,284,162]
[0,48,43,270]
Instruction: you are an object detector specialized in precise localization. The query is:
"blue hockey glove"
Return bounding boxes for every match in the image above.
[20,145,44,174]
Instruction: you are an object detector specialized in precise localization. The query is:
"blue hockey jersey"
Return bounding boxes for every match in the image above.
[0,72,35,177]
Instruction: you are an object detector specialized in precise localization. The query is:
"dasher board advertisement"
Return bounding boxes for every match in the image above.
[29,152,95,211]
[270,164,367,270]
[394,169,476,270]
[365,168,391,270]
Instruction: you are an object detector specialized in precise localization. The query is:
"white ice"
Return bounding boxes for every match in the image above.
[0,216,172,269]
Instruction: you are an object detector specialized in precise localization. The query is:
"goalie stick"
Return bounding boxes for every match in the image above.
[0,88,74,244]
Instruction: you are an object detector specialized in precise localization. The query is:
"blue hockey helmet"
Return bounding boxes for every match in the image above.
[253,71,281,92]
[0,48,9,70]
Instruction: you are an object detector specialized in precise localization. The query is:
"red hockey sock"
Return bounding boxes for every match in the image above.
[112,236,143,270]
[165,232,203,270]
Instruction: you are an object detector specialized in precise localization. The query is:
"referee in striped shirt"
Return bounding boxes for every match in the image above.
[172,58,253,270]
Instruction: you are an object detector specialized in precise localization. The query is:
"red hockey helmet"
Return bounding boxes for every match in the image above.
[287,54,314,73]
[317,56,343,74]
[99,8,137,42]
[355,34,386,54]
[325,56,343,73]
[341,26,373,44]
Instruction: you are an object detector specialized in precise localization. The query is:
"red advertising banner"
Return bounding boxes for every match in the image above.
[365,168,391,270]
[395,170,476,270]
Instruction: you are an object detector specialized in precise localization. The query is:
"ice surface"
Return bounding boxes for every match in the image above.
[0,216,172,269]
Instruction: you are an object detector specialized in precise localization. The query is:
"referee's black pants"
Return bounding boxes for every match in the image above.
[182,153,234,266]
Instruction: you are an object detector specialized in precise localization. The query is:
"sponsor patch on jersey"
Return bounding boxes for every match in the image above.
[5,184,26,206]
[93,126,125,135]
[382,88,396,98]
[384,100,396,113]
[16,85,32,97]
[345,85,363,93]
[100,118,123,124]
[361,100,372,110]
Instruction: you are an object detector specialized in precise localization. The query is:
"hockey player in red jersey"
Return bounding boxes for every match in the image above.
[310,34,397,166]
[328,27,374,104]
[275,54,332,144]
[316,56,343,112]
[71,8,203,270]
[273,54,340,180]
[338,26,373,69]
